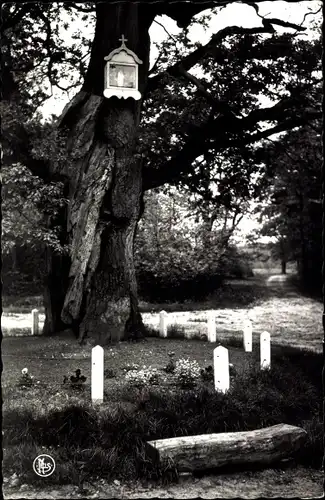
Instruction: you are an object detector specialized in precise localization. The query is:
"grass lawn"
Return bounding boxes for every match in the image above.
[3,334,323,489]
[2,274,323,496]
[3,335,254,405]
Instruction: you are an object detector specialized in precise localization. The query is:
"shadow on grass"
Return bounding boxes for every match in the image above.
[139,281,269,313]
[285,274,323,303]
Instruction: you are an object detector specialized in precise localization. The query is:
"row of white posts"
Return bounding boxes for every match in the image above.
[90,327,271,403]
[160,310,219,340]
[159,311,268,355]
[213,333,271,394]
[29,309,270,401]
[31,309,259,352]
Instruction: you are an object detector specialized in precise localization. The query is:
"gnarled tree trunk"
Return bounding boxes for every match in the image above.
[43,3,154,343]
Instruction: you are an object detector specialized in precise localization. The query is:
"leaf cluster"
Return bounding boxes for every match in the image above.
[2,162,68,254]
[2,3,95,112]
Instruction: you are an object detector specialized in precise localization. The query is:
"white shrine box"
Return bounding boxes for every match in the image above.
[104,35,143,100]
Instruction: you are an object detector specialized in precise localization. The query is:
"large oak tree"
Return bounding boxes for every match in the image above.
[2,1,322,343]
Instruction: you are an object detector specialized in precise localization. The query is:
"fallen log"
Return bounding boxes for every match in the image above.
[146,424,307,472]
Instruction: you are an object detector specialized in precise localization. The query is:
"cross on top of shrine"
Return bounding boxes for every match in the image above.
[119,35,128,45]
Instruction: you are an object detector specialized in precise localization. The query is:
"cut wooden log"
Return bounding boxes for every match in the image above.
[146,424,307,472]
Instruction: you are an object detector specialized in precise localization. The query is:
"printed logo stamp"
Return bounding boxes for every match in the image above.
[33,454,56,477]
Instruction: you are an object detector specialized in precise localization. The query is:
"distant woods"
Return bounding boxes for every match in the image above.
[249,121,322,295]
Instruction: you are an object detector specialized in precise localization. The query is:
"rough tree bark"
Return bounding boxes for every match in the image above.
[43,3,154,343]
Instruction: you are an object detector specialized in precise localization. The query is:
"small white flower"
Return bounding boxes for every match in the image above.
[22,368,28,375]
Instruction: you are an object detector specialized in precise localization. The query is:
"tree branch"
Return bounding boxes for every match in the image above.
[65,3,95,13]
[153,19,179,45]
[177,67,228,110]
[146,25,271,95]
[244,1,322,33]
[55,81,82,93]
[143,105,321,191]
[159,0,316,28]
[146,18,305,96]
[238,110,321,144]
[149,20,180,76]
[148,51,163,76]
[34,6,56,89]
[157,1,221,28]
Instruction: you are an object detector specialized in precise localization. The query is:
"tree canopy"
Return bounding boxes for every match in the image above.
[3,1,321,253]
[2,0,322,339]
[2,1,321,196]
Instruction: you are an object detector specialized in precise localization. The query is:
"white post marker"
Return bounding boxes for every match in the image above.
[31,309,39,335]
[214,346,229,394]
[243,319,253,352]
[91,345,104,403]
[260,331,271,370]
[207,311,216,343]
[159,311,168,338]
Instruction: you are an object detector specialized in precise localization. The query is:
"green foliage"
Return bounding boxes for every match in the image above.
[1,4,95,112]
[2,110,70,286]
[174,358,201,388]
[1,4,91,295]
[2,4,322,313]
[2,163,68,254]
[142,25,321,194]
[167,325,186,340]
[135,187,254,302]
[163,352,176,374]
[125,367,161,388]
[218,245,254,279]
[104,368,117,379]
[17,368,35,389]
[2,247,45,297]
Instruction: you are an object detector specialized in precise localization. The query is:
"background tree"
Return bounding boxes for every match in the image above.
[2,160,68,296]
[1,1,322,342]
[135,186,252,302]
[251,118,322,291]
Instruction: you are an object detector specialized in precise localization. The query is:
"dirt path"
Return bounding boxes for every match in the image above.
[266,273,298,292]
[4,466,324,499]
[267,274,289,284]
